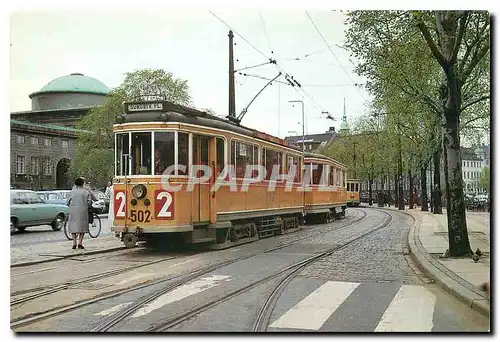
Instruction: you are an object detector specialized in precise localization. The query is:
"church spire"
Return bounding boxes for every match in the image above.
[339,97,350,135]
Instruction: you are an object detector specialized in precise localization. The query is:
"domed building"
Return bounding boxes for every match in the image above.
[11,73,110,190]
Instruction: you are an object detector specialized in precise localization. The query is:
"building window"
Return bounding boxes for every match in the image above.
[16,135,25,144]
[44,138,52,147]
[16,156,26,174]
[62,140,69,149]
[43,157,51,175]
[31,137,39,145]
[30,156,39,175]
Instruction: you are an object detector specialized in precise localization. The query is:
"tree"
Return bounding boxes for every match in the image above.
[414,11,490,256]
[344,10,490,257]
[479,167,490,193]
[69,69,192,186]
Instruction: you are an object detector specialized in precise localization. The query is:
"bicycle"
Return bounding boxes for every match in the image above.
[64,210,102,240]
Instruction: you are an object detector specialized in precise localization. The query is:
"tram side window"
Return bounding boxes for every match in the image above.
[312,164,323,185]
[231,140,256,178]
[116,133,130,176]
[355,183,359,192]
[154,132,174,175]
[178,133,189,175]
[329,166,334,186]
[216,138,225,176]
[263,148,282,180]
[131,133,152,175]
[287,154,301,183]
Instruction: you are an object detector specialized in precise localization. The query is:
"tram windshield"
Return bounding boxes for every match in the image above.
[115,131,189,176]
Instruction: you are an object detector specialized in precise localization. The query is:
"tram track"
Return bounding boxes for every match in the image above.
[93,209,390,332]
[11,208,367,330]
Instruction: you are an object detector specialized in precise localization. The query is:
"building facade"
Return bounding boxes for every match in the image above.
[10,73,110,190]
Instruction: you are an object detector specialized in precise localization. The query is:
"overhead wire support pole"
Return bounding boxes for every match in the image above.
[236,72,282,123]
[228,30,236,118]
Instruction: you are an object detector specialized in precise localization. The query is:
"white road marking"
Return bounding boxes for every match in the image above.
[94,302,133,316]
[131,275,231,318]
[375,285,436,332]
[168,259,198,268]
[269,281,360,330]
[116,273,155,286]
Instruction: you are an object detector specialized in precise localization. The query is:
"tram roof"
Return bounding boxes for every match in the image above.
[114,100,344,167]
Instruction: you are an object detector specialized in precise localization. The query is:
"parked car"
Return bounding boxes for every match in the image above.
[93,191,110,213]
[10,190,69,233]
[55,190,72,200]
[36,191,67,206]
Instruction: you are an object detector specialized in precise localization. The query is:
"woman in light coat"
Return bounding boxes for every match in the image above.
[67,177,93,249]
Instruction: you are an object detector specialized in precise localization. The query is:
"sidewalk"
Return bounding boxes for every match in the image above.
[385,205,491,315]
[10,235,126,267]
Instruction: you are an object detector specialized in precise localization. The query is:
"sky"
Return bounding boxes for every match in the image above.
[9,8,372,139]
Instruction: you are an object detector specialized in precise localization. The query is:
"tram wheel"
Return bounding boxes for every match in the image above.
[123,233,138,248]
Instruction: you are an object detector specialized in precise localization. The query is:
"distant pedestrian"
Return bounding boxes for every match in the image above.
[108,181,115,224]
[105,181,112,198]
[67,177,94,250]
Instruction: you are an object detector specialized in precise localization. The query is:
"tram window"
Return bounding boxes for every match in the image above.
[116,133,130,176]
[193,135,209,169]
[231,140,256,178]
[312,164,323,185]
[329,167,334,186]
[216,138,225,176]
[131,133,152,175]
[154,132,174,175]
[263,148,282,180]
[178,132,189,175]
[287,155,301,183]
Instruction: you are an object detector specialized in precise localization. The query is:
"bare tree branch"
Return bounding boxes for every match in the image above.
[451,11,470,65]
[416,18,447,68]
[461,41,490,84]
[461,95,490,112]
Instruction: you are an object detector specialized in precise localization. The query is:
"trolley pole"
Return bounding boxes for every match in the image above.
[289,100,305,153]
[228,30,236,118]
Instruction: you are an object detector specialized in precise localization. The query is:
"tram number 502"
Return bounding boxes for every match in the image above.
[155,190,174,220]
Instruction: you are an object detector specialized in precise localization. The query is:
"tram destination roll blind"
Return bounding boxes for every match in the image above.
[127,102,164,112]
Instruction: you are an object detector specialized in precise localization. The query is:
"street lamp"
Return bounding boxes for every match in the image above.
[289,100,305,153]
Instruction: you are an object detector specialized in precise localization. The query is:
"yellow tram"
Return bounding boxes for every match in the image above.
[111,100,347,248]
[346,179,360,207]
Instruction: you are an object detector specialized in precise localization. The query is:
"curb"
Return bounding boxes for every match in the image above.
[11,246,128,268]
[358,204,490,316]
[407,214,490,316]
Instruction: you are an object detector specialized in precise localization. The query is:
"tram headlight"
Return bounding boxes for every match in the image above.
[132,184,147,199]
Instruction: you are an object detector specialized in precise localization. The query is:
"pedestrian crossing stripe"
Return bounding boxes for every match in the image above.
[374,285,436,332]
[269,281,437,332]
[269,281,360,330]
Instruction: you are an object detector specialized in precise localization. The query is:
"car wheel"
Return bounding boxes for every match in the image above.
[52,214,65,231]
[11,218,16,234]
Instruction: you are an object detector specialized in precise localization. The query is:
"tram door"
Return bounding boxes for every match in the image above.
[192,135,214,223]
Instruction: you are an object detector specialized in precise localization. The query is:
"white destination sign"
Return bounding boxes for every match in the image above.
[128,103,164,112]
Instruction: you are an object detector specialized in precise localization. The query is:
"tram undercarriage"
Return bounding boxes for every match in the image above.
[116,205,346,250]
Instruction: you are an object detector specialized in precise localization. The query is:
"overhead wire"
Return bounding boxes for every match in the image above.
[305,11,367,102]
[208,10,330,114]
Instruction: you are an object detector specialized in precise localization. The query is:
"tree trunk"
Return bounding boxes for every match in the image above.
[421,166,429,211]
[443,68,472,257]
[433,138,443,214]
[394,173,398,208]
[409,170,414,209]
[368,179,373,205]
[397,137,404,210]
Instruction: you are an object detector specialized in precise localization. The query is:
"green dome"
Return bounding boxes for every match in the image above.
[30,73,110,98]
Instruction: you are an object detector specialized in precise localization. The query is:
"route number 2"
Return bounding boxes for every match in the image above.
[114,190,126,219]
[155,190,174,220]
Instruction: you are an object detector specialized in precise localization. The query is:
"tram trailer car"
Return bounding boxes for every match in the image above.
[111,100,348,249]
[346,179,360,207]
